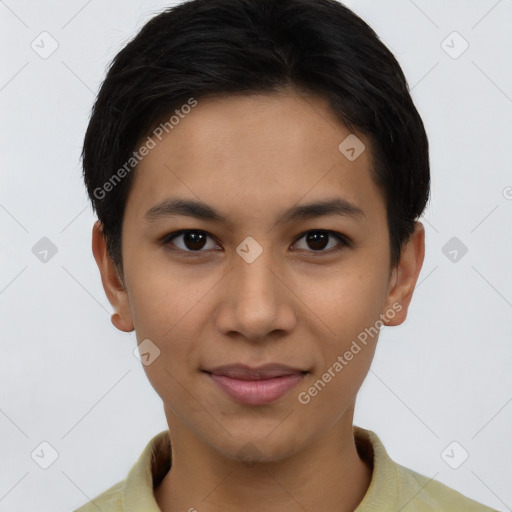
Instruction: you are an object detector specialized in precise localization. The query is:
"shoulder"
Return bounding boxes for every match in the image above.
[72,430,170,512]
[395,462,497,511]
[73,479,125,512]
[353,427,497,512]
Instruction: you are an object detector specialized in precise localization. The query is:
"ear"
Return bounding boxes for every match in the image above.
[91,220,134,332]
[382,221,425,326]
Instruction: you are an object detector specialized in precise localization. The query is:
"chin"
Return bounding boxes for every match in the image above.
[201,422,307,464]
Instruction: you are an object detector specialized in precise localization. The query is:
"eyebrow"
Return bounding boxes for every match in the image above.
[144,197,366,225]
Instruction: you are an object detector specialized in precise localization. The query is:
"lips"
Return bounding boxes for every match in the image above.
[206,364,307,380]
[203,364,308,405]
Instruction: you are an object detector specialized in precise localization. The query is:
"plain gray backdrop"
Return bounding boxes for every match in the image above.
[0,0,511,510]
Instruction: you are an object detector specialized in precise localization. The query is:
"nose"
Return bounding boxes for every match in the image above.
[213,245,298,343]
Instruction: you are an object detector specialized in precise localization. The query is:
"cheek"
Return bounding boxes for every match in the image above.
[306,264,389,384]
[297,280,381,428]
[126,259,208,339]
[125,265,205,391]
[131,304,201,423]
[310,265,389,339]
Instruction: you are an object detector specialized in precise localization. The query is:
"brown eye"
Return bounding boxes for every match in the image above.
[305,232,329,250]
[163,230,218,252]
[293,230,350,253]
[161,229,350,256]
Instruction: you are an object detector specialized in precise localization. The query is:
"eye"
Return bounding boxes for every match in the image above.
[292,230,351,253]
[161,230,219,253]
[160,229,351,255]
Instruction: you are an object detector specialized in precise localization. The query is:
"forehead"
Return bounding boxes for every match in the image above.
[124,90,383,225]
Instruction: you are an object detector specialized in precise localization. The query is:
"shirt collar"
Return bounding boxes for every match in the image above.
[353,426,400,510]
[121,429,171,511]
[120,426,397,511]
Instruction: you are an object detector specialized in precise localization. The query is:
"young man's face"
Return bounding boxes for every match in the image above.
[94,90,424,462]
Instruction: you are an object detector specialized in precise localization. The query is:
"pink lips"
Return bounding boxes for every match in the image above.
[204,364,307,405]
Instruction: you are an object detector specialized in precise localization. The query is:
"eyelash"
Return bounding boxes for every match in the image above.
[159,229,352,256]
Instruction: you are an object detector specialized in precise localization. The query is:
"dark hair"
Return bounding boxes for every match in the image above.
[82,0,429,275]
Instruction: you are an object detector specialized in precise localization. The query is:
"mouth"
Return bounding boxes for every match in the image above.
[202,364,309,405]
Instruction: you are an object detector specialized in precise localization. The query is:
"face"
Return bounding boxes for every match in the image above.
[93,89,424,463]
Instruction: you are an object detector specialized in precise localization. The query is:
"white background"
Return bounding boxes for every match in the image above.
[0,0,511,510]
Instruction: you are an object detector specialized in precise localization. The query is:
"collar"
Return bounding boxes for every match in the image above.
[120,426,398,511]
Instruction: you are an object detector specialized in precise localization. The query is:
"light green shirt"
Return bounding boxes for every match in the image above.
[74,426,496,511]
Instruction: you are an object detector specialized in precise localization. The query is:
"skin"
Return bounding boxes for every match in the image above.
[92,89,425,512]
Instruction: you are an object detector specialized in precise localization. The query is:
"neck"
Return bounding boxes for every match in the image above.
[155,407,372,512]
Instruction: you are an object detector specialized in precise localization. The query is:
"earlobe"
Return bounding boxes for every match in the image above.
[111,312,131,332]
[383,221,425,327]
[91,220,135,333]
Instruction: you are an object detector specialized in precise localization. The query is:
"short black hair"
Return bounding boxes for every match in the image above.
[82,0,430,275]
